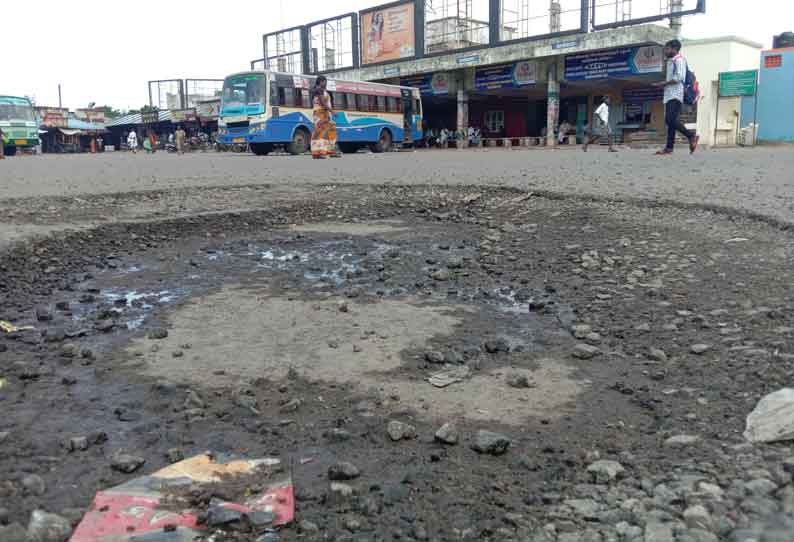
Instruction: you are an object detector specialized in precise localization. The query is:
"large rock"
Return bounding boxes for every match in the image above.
[744,388,794,443]
[435,423,459,445]
[587,460,625,483]
[387,421,417,442]
[111,452,145,473]
[22,474,46,496]
[572,344,602,360]
[328,462,360,480]
[471,430,511,455]
[27,511,72,542]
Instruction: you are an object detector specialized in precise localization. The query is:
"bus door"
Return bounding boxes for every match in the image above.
[401,89,414,145]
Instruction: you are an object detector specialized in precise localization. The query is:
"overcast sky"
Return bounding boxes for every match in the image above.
[3,0,790,110]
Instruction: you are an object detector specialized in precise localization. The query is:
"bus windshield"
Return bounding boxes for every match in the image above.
[0,97,36,122]
[222,74,267,107]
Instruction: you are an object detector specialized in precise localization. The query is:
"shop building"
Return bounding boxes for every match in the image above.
[258,0,707,147]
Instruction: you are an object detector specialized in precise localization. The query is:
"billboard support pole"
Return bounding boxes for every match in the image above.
[351,14,361,68]
[713,74,721,148]
[415,0,425,60]
[489,0,500,46]
[752,74,759,147]
[580,0,590,33]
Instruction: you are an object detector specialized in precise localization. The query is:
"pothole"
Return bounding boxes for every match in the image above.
[289,220,409,235]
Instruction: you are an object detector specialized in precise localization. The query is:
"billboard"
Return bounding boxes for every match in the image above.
[361,1,415,65]
[171,109,197,123]
[308,13,357,73]
[565,46,663,81]
[36,107,69,128]
[196,100,221,121]
[400,73,450,96]
[75,109,106,125]
[475,61,538,91]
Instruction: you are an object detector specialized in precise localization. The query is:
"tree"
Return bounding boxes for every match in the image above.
[97,105,123,119]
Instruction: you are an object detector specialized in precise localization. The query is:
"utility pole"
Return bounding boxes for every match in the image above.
[670,0,683,37]
[58,84,62,108]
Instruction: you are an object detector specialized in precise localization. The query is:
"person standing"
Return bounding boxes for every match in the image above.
[127,130,138,154]
[175,126,186,155]
[583,96,617,152]
[654,39,699,155]
[0,127,5,159]
[310,76,339,159]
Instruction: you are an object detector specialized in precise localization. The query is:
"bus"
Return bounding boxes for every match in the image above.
[218,71,423,156]
[0,96,39,156]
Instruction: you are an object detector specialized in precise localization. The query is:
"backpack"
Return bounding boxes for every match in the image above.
[680,57,700,106]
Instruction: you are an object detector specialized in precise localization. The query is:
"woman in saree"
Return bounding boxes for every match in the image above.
[311,76,339,159]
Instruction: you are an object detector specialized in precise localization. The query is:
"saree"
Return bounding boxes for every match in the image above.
[311,90,337,158]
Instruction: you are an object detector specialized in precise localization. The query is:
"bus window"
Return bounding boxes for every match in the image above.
[376,96,387,112]
[356,95,370,112]
[387,97,399,113]
[345,93,356,111]
[278,87,296,107]
[413,98,421,115]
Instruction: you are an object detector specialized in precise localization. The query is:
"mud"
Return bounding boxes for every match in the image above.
[1,184,794,541]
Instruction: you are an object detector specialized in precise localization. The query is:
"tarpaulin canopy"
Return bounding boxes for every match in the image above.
[59,128,82,136]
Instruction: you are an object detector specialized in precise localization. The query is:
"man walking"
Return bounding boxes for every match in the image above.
[655,39,699,155]
[127,130,138,154]
[0,127,5,159]
[583,96,617,152]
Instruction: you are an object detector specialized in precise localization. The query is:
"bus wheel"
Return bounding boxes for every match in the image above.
[4,146,17,157]
[370,129,392,153]
[250,143,272,156]
[338,143,358,154]
[288,129,310,156]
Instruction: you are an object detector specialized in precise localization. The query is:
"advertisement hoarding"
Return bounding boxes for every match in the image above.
[36,107,69,128]
[75,109,106,125]
[565,46,663,81]
[361,1,415,65]
[622,87,664,103]
[171,109,198,123]
[400,73,450,96]
[475,61,538,91]
[196,100,221,122]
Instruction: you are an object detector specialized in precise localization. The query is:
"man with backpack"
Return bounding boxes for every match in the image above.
[654,39,699,155]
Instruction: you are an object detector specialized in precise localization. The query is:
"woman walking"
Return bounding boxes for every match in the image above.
[311,76,339,159]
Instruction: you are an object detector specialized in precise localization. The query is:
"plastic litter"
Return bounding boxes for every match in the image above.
[70,453,294,542]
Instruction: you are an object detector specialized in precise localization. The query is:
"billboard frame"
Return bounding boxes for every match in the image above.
[306,12,360,74]
[263,24,309,74]
[250,58,266,71]
[359,0,419,68]
[148,79,184,110]
[591,0,706,31]
[495,0,589,48]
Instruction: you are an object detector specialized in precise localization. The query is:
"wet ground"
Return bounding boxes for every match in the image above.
[2,155,794,541]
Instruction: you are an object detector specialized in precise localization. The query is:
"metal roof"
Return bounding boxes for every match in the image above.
[106,110,173,127]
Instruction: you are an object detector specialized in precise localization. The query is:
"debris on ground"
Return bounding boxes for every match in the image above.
[427,365,471,388]
[70,453,293,542]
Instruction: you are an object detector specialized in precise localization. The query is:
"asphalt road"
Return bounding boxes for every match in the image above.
[1,146,793,224]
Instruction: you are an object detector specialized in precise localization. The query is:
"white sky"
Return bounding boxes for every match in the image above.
[2,0,790,110]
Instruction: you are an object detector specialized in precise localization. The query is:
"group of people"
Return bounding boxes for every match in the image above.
[125,127,188,154]
[583,39,699,154]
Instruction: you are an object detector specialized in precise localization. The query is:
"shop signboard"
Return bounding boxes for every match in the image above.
[361,1,415,65]
[196,100,221,122]
[171,109,198,123]
[565,45,663,81]
[622,87,664,104]
[75,109,106,125]
[141,111,160,124]
[36,107,69,128]
[400,73,450,96]
[475,61,538,91]
[719,70,758,97]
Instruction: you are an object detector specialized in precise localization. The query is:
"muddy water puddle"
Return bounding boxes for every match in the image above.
[57,222,583,423]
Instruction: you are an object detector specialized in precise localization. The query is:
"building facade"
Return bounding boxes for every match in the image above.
[259,0,707,147]
[757,47,794,143]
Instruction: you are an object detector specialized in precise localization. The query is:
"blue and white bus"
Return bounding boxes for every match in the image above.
[218,71,423,156]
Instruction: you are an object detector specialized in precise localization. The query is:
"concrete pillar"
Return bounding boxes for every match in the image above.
[670,0,683,37]
[550,1,562,33]
[546,64,560,148]
[457,90,469,149]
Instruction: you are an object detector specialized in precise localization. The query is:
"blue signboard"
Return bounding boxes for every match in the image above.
[623,87,664,103]
[400,73,450,96]
[565,46,663,81]
[475,61,538,91]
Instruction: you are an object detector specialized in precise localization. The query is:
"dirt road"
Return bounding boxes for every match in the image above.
[1,151,794,542]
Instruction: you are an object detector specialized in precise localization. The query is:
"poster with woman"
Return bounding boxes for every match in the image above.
[361,2,416,65]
